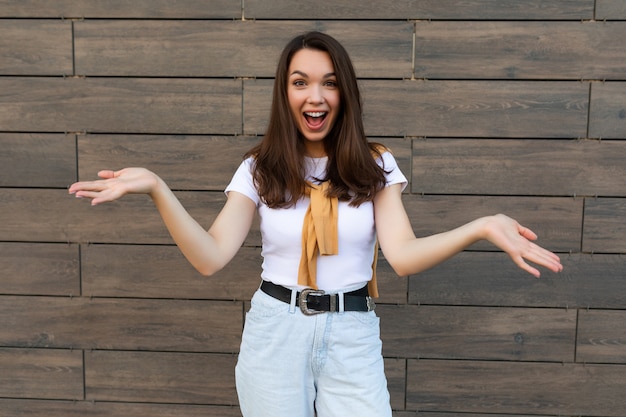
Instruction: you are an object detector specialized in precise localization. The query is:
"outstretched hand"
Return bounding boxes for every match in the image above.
[68,168,159,206]
[483,214,563,277]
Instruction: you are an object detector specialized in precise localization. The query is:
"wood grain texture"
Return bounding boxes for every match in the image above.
[0,19,72,75]
[0,189,224,244]
[397,414,540,417]
[77,134,257,191]
[409,253,626,309]
[2,6,625,417]
[80,245,406,303]
[0,0,242,18]
[0,348,83,400]
[75,20,412,79]
[589,82,626,139]
[81,244,262,300]
[596,0,626,19]
[361,80,590,138]
[407,360,626,415]
[0,296,242,352]
[414,21,626,80]
[384,358,406,411]
[0,242,79,296]
[412,138,625,196]
[578,309,626,364]
[244,79,590,138]
[0,77,241,135]
[583,198,626,253]
[0,400,243,417]
[85,350,238,404]
[245,0,594,19]
[403,195,582,253]
[0,133,76,187]
[379,305,575,361]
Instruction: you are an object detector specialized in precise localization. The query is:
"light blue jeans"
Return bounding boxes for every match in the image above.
[235,288,392,417]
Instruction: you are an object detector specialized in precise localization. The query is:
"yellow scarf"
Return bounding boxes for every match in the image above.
[297,181,380,298]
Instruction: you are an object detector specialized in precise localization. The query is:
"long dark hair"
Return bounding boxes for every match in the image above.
[246,31,387,208]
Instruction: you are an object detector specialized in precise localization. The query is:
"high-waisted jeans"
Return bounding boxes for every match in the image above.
[235,287,392,417]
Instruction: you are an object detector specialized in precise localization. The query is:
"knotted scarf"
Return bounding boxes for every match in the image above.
[297,180,380,298]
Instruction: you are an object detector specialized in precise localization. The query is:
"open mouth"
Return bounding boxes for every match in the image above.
[303,111,328,130]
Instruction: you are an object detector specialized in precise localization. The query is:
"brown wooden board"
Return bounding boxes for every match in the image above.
[77,135,258,191]
[373,137,412,191]
[74,136,408,194]
[85,350,238,404]
[0,189,224,244]
[0,242,79,296]
[398,414,540,417]
[583,198,626,253]
[362,80,590,138]
[1,5,624,415]
[245,0,594,20]
[0,133,76,188]
[596,0,626,19]
[81,244,262,300]
[406,360,626,415]
[414,21,626,80]
[589,82,626,139]
[75,20,413,79]
[81,246,405,303]
[0,400,243,417]
[0,77,242,135]
[384,358,406,411]
[379,305,575,361]
[0,0,242,18]
[0,20,72,76]
[0,296,242,352]
[403,195,582,253]
[412,138,626,196]
[376,254,409,305]
[578,309,626,364]
[409,253,626,309]
[0,348,83,400]
[244,79,590,138]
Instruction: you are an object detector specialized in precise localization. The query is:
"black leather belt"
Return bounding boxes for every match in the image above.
[260,280,375,315]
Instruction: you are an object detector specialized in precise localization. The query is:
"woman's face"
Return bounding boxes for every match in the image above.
[287,48,340,157]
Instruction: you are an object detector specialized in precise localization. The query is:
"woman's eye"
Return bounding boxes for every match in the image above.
[325,80,337,87]
[293,80,306,87]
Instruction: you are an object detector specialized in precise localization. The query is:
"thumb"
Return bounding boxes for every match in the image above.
[518,224,538,241]
[97,169,118,179]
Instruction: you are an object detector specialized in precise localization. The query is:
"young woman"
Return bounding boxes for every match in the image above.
[69,31,562,417]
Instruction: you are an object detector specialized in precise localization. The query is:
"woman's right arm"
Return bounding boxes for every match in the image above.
[68,167,256,276]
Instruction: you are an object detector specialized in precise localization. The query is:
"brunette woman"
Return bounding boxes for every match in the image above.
[69,31,562,417]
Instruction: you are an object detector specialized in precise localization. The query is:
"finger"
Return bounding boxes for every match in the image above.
[518,224,538,241]
[68,182,93,194]
[97,170,117,179]
[69,176,114,193]
[74,180,111,193]
[522,246,563,274]
[77,190,118,206]
[513,255,541,278]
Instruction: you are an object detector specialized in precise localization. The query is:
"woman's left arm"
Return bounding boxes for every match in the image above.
[374,183,563,277]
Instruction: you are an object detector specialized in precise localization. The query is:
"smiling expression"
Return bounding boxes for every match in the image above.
[287,48,340,157]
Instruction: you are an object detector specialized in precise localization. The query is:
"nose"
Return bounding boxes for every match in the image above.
[307,85,325,104]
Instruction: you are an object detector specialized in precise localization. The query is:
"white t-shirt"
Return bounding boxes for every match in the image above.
[225,151,407,293]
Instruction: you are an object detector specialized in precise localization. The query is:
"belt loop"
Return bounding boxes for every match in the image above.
[289,289,298,314]
[338,291,345,313]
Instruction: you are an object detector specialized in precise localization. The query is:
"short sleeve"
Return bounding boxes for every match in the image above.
[379,151,408,191]
[224,157,260,206]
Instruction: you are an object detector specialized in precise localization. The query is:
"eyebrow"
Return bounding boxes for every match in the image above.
[289,70,336,79]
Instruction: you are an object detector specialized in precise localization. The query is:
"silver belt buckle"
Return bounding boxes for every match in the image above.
[299,288,326,316]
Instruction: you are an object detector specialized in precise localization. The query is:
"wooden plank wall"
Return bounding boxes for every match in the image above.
[1,1,625,416]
